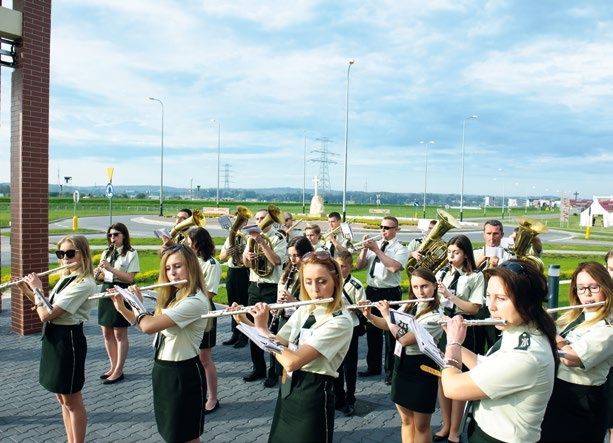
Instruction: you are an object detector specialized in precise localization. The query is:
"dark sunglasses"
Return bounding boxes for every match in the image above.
[302,251,331,261]
[107,232,121,238]
[380,225,397,230]
[285,218,292,222]
[162,244,186,255]
[499,261,527,275]
[56,249,77,259]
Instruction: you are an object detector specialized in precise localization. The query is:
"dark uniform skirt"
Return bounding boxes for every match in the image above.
[199,299,217,349]
[40,323,86,394]
[269,370,335,443]
[98,282,131,328]
[152,356,206,443]
[391,352,438,413]
[540,377,607,443]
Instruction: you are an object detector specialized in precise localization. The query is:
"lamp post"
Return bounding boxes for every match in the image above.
[211,119,221,208]
[302,131,307,215]
[459,115,478,222]
[342,59,355,222]
[149,97,164,216]
[420,140,434,219]
[189,177,193,200]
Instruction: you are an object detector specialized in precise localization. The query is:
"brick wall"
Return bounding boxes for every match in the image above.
[10,0,52,335]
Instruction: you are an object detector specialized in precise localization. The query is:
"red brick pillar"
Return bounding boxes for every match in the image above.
[0,0,3,314]
[10,0,52,335]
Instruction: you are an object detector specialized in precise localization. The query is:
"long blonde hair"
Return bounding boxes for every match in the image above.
[57,235,94,282]
[155,245,207,315]
[299,252,344,315]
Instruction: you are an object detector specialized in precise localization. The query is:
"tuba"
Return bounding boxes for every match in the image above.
[229,206,252,267]
[169,208,206,241]
[246,204,283,277]
[511,216,547,271]
[405,209,461,276]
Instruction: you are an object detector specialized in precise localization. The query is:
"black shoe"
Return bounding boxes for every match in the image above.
[384,376,392,385]
[358,370,381,377]
[263,377,278,388]
[243,371,266,382]
[234,338,248,348]
[223,335,239,346]
[344,403,355,417]
[335,399,346,411]
[102,374,124,385]
[432,434,449,442]
[100,373,111,380]
[204,400,220,415]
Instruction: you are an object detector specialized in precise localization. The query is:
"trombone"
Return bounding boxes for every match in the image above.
[201,297,334,319]
[0,262,78,291]
[347,235,383,253]
[88,279,188,300]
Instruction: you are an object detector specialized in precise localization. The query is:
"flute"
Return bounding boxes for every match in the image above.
[88,279,188,299]
[344,298,435,310]
[202,297,334,319]
[547,301,606,313]
[0,262,78,291]
[433,318,508,326]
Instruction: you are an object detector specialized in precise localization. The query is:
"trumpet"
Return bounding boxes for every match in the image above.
[201,297,334,319]
[322,219,354,242]
[0,262,78,291]
[547,301,606,313]
[344,298,434,310]
[88,279,188,300]
[347,234,383,253]
[433,318,508,326]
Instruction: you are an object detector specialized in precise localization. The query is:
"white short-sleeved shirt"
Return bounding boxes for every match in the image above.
[436,268,484,314]
[159,290,210,361]
[102,246,140,284]
[324,237,349,258]
[473,247,515,269]
[248,228,288,284]
[278,305,353,377]
[342,275,366,326]
[363,238,409,288]
[470,325,555,443]
[198,257,222,295]
[403,306,443,355]
[221,236,245,268]
[51,271,97,325]
[557,312,613,386]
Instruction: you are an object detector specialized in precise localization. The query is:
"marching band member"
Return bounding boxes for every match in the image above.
[363,267,442,443]
[441,260,557,443]
[406,219,437,261]
[111,244,209,443]
[435,235,485,442]
[242,208,288,387]
[304,224,325,250]
[356,216,409,384]
[540,261,613,443]
[473,219,515,270]
[96,223,140,385]
[324,211,349,258]
[20,235,96,443]
[279,212,302,240]
[233,250,353,443]
[186,227,223,415]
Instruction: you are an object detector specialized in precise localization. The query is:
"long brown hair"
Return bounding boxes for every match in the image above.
[407,267,440,319]
[106,223,132,256]
[299,252,344,315]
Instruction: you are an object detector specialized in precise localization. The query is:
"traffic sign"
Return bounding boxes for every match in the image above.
[73,190,80,204]
[105,182,114,198]
[414,201,420,207]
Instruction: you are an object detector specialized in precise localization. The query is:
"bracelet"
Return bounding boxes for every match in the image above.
[443,357,462,369]
[442,364,461,371]
[446,341,462,347]
[136,312,153,325]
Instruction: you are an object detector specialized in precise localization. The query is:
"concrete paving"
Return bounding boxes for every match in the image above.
[0,294,444,442]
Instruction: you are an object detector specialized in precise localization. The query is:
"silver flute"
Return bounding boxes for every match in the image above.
[547,301,606,313]
[88,279,188,300]
[433,318,508,326]
[344,298,435,310]
[202,297,334,319]
[0,262,78,291]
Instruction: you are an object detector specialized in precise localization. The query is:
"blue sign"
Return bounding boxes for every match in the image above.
[414,201,420,207]
[105,182,114,198]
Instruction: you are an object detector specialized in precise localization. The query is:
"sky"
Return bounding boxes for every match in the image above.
[1,0,613,202]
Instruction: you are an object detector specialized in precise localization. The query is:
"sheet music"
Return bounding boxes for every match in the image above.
[153,228,171,239]
[115,285,147,315]
[391,309,444,367]
[236,323,283,355]
[242,224,263,234]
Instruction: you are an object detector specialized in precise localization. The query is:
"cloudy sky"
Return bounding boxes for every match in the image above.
[2,0,613,201]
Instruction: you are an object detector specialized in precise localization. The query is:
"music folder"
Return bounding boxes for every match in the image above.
[236,323,283,354]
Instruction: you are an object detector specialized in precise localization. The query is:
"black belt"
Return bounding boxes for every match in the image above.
[367,286,400,292]
[252,282,277,288]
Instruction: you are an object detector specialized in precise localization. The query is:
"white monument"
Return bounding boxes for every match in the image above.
[309,176,325,217]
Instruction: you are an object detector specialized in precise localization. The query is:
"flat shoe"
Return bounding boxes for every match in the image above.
[432,434,449,442]
[103,374,124,385]
[204,400,220,415]
[100,373,111,380]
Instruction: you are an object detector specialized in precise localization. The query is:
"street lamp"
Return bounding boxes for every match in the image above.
[189,177,193,200]
[342,59,355,222]
[420,140,434,219]
[149,97,164,216]
[302,131,307,215]
[211,119,221,208]
[459,114,478,222]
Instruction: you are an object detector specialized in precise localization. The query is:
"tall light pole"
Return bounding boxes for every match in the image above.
[211,119,221,208]
[420,140,434,219]
[459,115,478,222]
[149,97,164,216]
[302,131,307,215]
[342,59,355,222]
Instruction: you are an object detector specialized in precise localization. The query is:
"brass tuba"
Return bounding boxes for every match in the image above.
[169,208,206,241]
[405,209,461,276]
[229,206,252,267]
[511,216,547,271]
[246,204,283,277]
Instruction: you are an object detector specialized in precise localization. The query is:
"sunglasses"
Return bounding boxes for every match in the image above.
[162,244,186,255]
[56,249,77,259]
[285,218,292,222]
[380,225,397,230]
[107,232,121,238]
[499,261,527,275]
[302,251,331,261]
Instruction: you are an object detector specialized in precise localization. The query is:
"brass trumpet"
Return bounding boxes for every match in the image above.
[347,235,383,253]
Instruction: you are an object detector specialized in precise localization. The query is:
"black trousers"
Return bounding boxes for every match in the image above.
[364,286,401,377]
[333,326,360,405]
[226,267,250,334]
[247,282,278,378]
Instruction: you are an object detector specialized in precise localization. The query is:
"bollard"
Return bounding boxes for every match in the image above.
[585,226,591,239]
[547,264,560,316]
[72,216,78,230]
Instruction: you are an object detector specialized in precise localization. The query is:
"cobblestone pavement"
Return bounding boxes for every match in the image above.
[0,295,444,442]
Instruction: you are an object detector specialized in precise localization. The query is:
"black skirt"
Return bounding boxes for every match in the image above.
[152,356,206,443]
[98,282,131,328]
[40,323,86,394]
[391,352,438,413]
[269,370,335,443]
[199,299,217,349]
